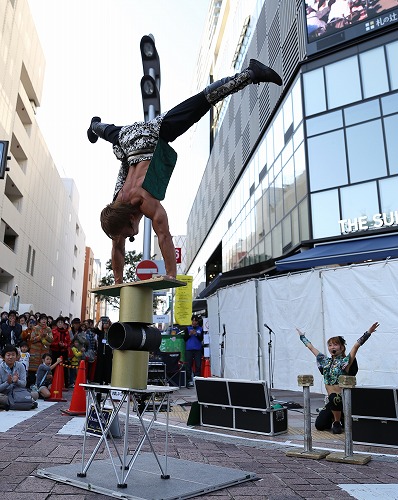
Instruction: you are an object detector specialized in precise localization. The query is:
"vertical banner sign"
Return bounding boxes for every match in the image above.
[174,275,193,325]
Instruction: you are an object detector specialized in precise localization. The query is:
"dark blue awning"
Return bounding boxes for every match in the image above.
[275,234,398,271]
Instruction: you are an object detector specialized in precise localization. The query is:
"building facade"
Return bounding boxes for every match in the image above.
[0,0,86,317]
[186,0,398,298]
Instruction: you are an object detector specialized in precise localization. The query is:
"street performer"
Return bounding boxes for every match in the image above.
[296,322,379,434]
[87,60,282,283]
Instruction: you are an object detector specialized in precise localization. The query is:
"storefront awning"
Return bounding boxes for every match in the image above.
[275,234,398,271]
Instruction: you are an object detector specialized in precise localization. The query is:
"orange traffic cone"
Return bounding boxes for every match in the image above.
[203,358,211,378]
[61,360,86,416]
[48,360,67,402]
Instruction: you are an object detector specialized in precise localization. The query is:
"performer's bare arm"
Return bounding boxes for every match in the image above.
[140,197,177,278]
[112,235,126,284]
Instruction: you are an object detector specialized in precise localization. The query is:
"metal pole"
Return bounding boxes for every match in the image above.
[343,387,353,457]
[303,385,312,453]
[142,100,155,260]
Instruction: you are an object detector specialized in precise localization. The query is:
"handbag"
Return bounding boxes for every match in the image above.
[8,386,34,410]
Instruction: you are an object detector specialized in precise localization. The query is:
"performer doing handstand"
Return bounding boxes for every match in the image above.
[87,60,282,284]
[296,322,379,434]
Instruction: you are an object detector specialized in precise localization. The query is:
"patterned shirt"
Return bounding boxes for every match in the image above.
[316,352,350,385]
[112,113,166,200]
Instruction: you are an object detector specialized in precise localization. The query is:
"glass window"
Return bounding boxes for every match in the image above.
[325,57,361,109]
[282,138,293,167]
[306,110,343,137]
[291,207,299,247]
[344,99,380,126]
[308,130,348,191]
[340,182,379,230]
[293,123,304,151]
[386,40,398,90]
[311,190,340,239]
[283,93,293,134]
[274,110,284,159]
[384,114,398,175]
[299,198,310,241]
[272,223,282,258]
[282,215,292,251]
[266,126,274,166]
[262,189,271,233]
[381,93,398,116]
[303,68,326,117]
[379,177,398,214]
[292,78,303,129]
[274,173,283,223]
[346,120,387,183]
[283,157,296,214]
[295,143,307,202]
[360,47,389,99]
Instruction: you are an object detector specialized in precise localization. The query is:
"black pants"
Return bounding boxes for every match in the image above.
[185,349,202,381]
[101,92,211,146]
[315,408,345,431]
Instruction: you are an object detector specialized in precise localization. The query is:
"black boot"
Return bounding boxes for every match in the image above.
[87,117,121,145]
[204,59,282,106]
[87,116,102,143]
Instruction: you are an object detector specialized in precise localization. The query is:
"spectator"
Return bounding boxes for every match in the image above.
[50,316,71,387]
[184,315,204,388]
[18,315,28,331]
[18,341,30,374]
[0,311,8,325]
[36,353,62,399]
[1,310,22,350]
[69,338,85,388]
[0,345,28,410]
[84,319,98,382]
[93,317,113,387]
[28,314,53,387]
[71,318,88,348]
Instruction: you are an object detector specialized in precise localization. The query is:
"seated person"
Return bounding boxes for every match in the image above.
[0,344,32,410]
[296,322,379,434]
[36,354,62,400]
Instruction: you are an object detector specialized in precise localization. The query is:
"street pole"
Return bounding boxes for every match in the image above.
[140,35,161,261]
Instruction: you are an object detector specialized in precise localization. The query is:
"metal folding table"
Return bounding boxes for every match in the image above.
[79,383,178,488]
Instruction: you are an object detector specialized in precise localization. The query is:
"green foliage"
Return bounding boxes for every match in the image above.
[98,250,142,309]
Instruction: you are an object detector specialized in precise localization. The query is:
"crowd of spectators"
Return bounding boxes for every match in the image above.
[0,309,112,410]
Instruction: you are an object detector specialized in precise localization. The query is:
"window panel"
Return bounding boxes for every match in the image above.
[295,143,307,202]
[381,93,398,116]
[325,57,361,109]
[283,157,296,214]
[306,110,343,137]
[379,177,398,213]
[340,182,379,227]
[292,77,303,129]
[283,93,293,133]
[384,114,398,175]
[344,99,380,126]
[360,47,389,98]
[308,130,348,191]
[346,120,387,183]
[303,68,326,117]
[311,190,340,239]
[386,40,398,90]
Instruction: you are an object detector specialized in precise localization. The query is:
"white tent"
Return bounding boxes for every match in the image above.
[207,259,398,394]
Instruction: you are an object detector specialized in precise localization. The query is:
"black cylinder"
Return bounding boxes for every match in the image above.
[108,322,162,351]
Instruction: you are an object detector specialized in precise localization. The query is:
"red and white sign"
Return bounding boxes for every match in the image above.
[136,260,158,280]
[175,247,182,263]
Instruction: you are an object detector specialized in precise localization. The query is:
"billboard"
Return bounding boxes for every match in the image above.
[305,1,398,55]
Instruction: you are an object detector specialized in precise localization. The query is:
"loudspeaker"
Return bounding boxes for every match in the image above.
[352,417,398,447]
[352,387,398,418]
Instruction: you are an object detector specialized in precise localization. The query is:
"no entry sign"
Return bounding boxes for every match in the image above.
[136,260,158,280]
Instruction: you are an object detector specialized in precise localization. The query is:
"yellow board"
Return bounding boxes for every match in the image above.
[90,276,186,297]
[174,275,193,325]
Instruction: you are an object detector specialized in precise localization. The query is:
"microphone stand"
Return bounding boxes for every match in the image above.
[220,324,226,378]
[264,323,274,402]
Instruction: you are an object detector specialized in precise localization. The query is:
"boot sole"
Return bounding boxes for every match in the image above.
[249,59,282,86]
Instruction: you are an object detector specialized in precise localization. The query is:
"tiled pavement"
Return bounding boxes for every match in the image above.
[0,387,397,500]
